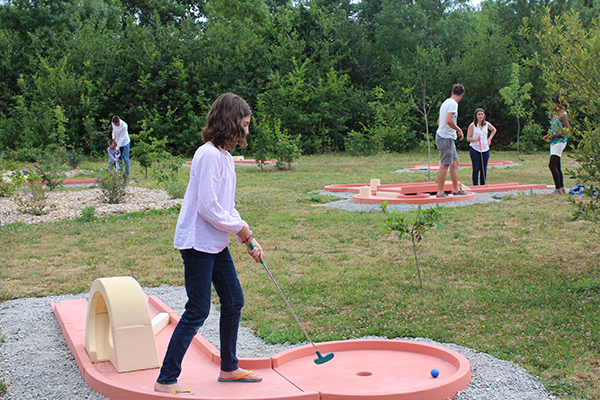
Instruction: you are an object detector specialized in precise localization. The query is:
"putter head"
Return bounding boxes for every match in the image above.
[314,351,334,365]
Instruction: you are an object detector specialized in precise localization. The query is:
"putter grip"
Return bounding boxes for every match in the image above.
[248,241,263,261]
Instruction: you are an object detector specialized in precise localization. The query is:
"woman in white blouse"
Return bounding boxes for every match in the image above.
[467,108,497,186]
[155,93,264,395]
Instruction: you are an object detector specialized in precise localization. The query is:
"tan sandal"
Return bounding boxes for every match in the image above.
[218,370,262,383]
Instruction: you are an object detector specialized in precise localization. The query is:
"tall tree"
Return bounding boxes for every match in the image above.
[499,63,533,160]
[204,0,270,24]
[526,9,600,221]
[456,8,517,144]
[121,0,206,26]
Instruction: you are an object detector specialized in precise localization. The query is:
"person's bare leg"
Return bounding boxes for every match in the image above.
[437,165,450,195]
[449,160,460,192]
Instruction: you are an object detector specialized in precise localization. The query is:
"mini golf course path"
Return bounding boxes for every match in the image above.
[53,296,471,400]
[324,181,552,205]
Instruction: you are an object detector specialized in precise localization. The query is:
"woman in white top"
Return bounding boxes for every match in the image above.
[155,93,264,395]
[467,108,497,186]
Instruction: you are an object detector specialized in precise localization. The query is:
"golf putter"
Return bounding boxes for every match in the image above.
[248,242,334,365]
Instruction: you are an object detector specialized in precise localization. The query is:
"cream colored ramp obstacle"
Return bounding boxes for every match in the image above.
[84,276,166,373]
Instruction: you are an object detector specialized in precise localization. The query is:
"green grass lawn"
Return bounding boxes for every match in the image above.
[1,150,598,399]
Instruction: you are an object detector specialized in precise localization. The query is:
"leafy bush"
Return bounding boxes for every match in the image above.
[343,87,416,155]
[65,149,86,169]
[368,87,416,152]
[273,131,301,171]
[163,179,187,199]
[31,149,64,190]
[0,150,18,171]
[0,170,26,197]
[255,62,352,154]
[80,205,97,222]
[10,148,38,163]
[375,124,417,153]
[0,183,13,198]
[151,151,186,199]
[14,183,48,215]
[131,120,168,178]
[568,123,600,222]
[151,151,182,185]
[519,120,545,153]
[344,129,378,156]
[252,116,302,170]
[251,114,275,169]
[32,163,63,190]
[96,170,128,204]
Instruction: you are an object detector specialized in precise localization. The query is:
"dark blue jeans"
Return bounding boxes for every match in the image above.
[118,142,130,176]
[156,247,244,384]
[470,147,489,186]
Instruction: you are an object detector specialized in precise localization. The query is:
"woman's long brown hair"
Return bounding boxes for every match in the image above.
[202,93,251,150]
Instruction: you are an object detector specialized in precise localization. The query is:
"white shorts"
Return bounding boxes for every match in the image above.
[550,142,566,157]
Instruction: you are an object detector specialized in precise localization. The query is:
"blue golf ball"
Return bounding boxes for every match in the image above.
[431,368,439,378]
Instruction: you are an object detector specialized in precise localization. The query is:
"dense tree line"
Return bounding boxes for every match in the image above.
[0,0,598,159]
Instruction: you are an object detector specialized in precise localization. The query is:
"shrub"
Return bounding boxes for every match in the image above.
[344,129,377,156]
[14,183,48,215]
[151,151,186,199]
[151,152,182,185]
[568,123,600,222]
[251,114,275,169]
[0,150,18,171]
[31,149,64,190]
[96,170,128,204]
[520,120,545,153]
[32,164,63,190]
[273,128,301,171]
[0,170,26,197]
[80,205,97,222]
[131,122,168,178]
[343,87,416,155]
[163,179,187,199]
[65,149,86,169]
[252,115,302,170]
[375,124,417,153]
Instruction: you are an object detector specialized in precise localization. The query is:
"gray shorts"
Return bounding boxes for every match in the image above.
[436,134,459,165]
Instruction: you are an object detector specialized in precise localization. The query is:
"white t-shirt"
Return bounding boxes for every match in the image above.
[436,98,459,140]
[470,122,489,152]
[111,120,131,148]
[173,143,246,253]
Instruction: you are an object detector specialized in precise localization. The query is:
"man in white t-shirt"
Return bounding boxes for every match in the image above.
[435,84,466,198]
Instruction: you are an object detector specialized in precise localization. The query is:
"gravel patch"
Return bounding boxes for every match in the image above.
[391,163,523,174]
[0,187,182,226]
[0,288,555,400]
